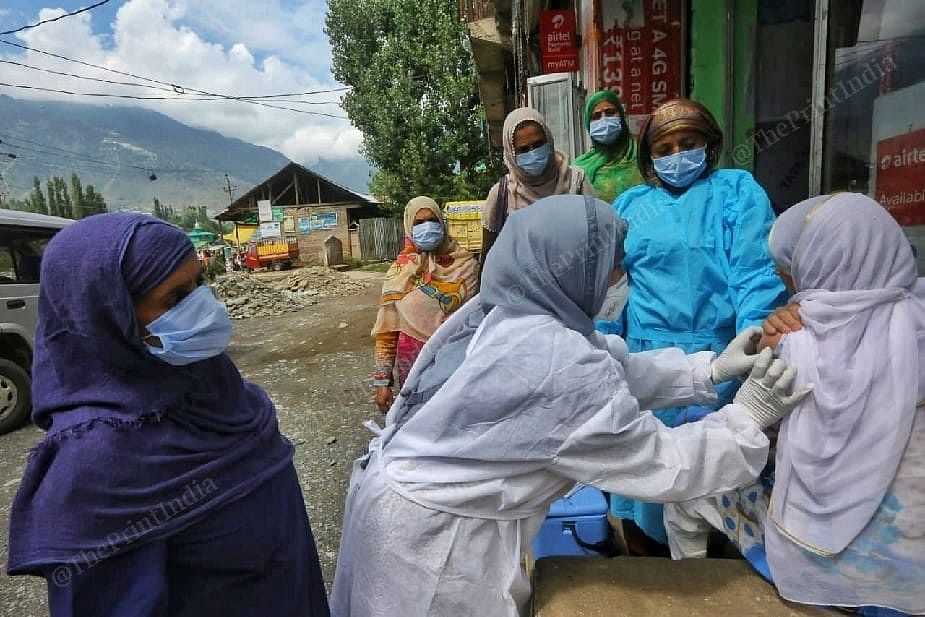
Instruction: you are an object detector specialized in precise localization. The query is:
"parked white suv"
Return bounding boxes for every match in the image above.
[0,209,71,434]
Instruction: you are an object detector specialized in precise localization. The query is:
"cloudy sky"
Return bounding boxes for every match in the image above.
[0,0,366,180]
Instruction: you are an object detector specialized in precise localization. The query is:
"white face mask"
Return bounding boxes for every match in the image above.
[594,274,629,321]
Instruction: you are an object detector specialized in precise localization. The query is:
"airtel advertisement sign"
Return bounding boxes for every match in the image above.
[875,127,925,225]
[600,0,683,132]
[540,10,580,73]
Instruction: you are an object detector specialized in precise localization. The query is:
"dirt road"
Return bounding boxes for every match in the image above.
[0,270,384,615]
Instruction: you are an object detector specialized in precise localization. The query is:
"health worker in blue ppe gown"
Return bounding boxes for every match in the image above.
[596,98,788,553]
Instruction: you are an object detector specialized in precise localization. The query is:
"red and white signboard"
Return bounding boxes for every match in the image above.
[600,0,683,132]
[540,10,580,74]
[875,127,925,225]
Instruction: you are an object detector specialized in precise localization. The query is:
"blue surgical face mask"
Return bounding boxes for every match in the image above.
[652,145,708,188]
[411,220,444,252]
[589,116,623,145]
[145,285,233,366]
[515,143,551,176]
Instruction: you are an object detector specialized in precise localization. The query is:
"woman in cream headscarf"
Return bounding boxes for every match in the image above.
[479,107,595,262]
[666,193,925,616]
[372,196,478,412]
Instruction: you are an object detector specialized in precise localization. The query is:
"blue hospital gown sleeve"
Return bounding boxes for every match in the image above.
[723,174,789,331]
[594,188,647,337]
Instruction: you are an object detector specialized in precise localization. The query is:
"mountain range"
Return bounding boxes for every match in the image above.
[0,95,371,213]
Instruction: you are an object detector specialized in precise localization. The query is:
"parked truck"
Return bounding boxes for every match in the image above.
[244,235,300,271]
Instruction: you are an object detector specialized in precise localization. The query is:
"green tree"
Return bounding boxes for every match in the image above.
[56,177,70,218]
[16,173,104,218]
[43,177,67,218]
[4,197,31,212]
[153,197,165,220]
[46,178,59,217]
[326,0,501,211]
[82,184,106,217]
[26,176,47,215]
[152,197,179,224]
[180,206,199,231]
[69,172,84,218]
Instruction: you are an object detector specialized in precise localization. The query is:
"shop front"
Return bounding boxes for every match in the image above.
[462,0,925,267]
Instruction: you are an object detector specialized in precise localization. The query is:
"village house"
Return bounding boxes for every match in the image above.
[216,162,391,263]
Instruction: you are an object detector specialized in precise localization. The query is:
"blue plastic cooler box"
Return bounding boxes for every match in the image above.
[532,485,610,559]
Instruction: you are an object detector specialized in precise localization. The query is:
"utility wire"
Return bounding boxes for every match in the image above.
[0,39,350,116]
[0,0,112,36]
[10,150,256,181]
[236,88,350,98]
[3,133,122,160]
[3,134,271,177]
[0,58,349,101]
[0,58,179,93]
[0,80,348,117]
[3,138,213,175]
[10,150,228,179]
[4,140,153,172]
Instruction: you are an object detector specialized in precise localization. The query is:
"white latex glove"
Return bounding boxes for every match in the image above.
[710,326,762,384]
[733,348,813,429]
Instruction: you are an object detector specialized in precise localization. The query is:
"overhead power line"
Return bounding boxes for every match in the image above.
[2,134,207,174]
[3,140,159,173]
[0,58,179,93]
[3,133,119,159]
[236,88,350,99]
[0,0,113,36]
[0,58,350,101]
[1,134,277,178]
[0,39,350,117]
[0,80,348,117]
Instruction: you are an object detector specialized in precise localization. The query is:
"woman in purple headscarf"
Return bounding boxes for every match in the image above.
[6,213,329,616]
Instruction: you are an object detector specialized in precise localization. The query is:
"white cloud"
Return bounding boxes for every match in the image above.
[0,0,364,169]
[279,124,364,165]
[172,0,334,72]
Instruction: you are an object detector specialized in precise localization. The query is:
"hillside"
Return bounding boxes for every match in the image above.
[0,96,369,212]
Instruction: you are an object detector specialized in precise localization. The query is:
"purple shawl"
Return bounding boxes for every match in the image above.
[7,213,293,574]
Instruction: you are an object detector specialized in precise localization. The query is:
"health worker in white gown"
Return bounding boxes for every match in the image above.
[331,195,811,617]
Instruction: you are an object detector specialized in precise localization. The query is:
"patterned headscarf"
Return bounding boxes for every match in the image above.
[372,197,479,341]
[637,98,723,186]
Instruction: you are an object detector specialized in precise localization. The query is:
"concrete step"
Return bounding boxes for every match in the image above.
[531,557,834,616]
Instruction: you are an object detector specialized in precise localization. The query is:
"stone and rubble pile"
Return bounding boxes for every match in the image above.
[273,266,369,298]
[211,267,370,319]
[211,274,313,319]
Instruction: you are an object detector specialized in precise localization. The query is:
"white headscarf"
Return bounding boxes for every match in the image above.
[768,193,924,555]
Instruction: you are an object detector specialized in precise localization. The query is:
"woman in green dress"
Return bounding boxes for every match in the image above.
[574,90,644,204]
